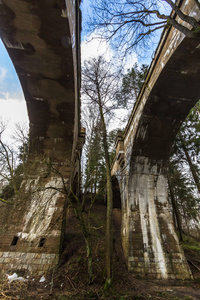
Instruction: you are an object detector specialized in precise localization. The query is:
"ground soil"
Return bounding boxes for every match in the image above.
[1,202,200,300]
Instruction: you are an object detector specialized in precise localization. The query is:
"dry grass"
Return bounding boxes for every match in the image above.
[0,273,28,300]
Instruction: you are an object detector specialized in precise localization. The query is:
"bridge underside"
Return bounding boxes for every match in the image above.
[127,28,200,281]
[0,0,81,275]
[113,9,200,279]
[133,34,200,161]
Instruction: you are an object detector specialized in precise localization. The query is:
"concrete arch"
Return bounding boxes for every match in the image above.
[0,0,80,158]
[111,0,200,280]
[0,0,82,275]
[130,34,200,163]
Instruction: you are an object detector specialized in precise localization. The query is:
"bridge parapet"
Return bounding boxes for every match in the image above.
[115,130,125,168]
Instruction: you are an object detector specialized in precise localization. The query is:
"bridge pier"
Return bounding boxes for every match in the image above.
[0,156,68,276]
[111,0,200,279]
[0,0,82,276]
[122,156,192,280]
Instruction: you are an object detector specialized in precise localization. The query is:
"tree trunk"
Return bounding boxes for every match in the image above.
[69,182,94,285]
[165,0,199,29]
[81,185,87,212]
[168,175,183,241]
[180,201,189,235]
[81,123,95,212]
[181,142,200,194]
[168,17,195,37]
[97,86,113,288]
[85,236,93,284]
[75,206,93,284]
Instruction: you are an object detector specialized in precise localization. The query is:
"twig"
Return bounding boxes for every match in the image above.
[90,226,103,230]
[0,290,12,300]
[0,197,13,205]
[188,259,200,272]
[49,268,55,295]
[66,274,76,290]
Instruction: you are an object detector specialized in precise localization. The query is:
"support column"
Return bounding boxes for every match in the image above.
[122,156,192,280]
[0,157,68,276]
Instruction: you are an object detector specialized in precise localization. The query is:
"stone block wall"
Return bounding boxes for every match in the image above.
[0,172,66,276]
[0,252,59,276]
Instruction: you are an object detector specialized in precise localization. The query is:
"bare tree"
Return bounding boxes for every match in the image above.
[90,0,200,55]
[0,121,28,204]
[12,122,29,169]
[0,121,18,203]
[37,160,101,285]
[82,56,121,287]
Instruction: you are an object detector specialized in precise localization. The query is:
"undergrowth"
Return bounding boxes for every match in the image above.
[181,234,200,252]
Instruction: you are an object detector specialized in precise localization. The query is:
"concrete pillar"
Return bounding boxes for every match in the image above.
[0,157,68,276]
[122,156,192,280]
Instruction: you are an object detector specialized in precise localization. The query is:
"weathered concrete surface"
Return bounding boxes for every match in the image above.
[0,0,82,275]
[124,157,191,279]
[112,0,200,279]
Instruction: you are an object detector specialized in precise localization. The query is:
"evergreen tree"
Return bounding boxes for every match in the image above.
[169,100,200,237]
[168,162,200,237]
[119,63,149,107]
[172,101,200,194]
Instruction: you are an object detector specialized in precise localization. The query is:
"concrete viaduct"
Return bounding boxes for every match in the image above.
[111,0,200,280]
[0,0,84,275]
[0,0,199,280]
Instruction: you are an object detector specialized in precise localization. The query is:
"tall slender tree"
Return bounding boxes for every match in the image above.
[82,56,121,287]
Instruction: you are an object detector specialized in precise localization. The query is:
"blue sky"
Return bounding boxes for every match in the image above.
[0,39,24,100]
[0,0,92,140]
[0,39,28,142]
[80,0,172,66]
[0,0,166,141]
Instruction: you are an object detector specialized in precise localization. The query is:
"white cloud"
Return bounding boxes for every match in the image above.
[0,90,24,101]
[0,97,29,144]
[0,97,28,122]
[81,32,138,71]
[123,52,138,71]
[0,67,7,81]
[81,32,114,63]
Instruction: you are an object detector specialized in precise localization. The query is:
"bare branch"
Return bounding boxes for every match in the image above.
[89,0,200,55]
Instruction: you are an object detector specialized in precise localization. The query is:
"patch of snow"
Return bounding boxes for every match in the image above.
[181,70,188,75]
[39,275,45,283]
[7,273,26,283]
